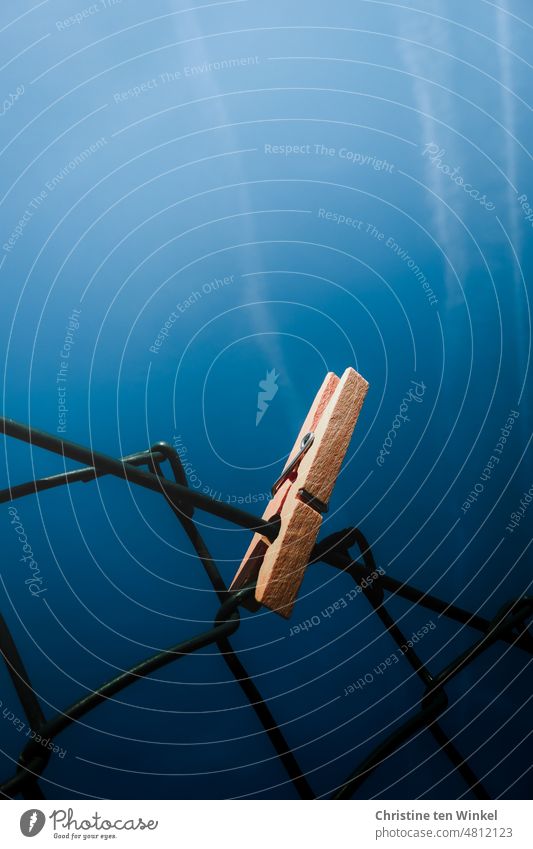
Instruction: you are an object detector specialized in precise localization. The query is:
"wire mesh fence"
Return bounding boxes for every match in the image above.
[0,416,531,800]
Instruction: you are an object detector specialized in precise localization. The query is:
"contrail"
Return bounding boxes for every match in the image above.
[397,3,467,306]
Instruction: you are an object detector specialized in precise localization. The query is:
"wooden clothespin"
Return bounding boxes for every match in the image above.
[230,367,369,618]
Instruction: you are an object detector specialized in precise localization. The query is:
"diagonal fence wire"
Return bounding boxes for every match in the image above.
[0,416,531,800]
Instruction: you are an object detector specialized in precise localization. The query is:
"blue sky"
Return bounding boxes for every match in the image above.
[0,0,531,800]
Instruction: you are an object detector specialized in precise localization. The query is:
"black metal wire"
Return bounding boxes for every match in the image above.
[0,612,45,732]
[1,587,252,799]
[314,539,491,796]
[0,415,531,801]
[314,532,532,800]
[149,448,315,798]
[0,418,280,542]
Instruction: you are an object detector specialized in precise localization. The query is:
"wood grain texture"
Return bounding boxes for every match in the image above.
[229,477,291,603]
[255,498,322,616]
[297,367,369,506]
[279,372,339,474]
[230,367,369,618]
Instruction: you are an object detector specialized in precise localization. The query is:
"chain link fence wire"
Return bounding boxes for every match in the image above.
[0,416,531,800]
